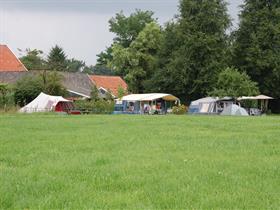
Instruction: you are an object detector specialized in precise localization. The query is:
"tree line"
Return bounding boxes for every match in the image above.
[19,46,114,75]
[96,0,280,103]
[19,0,280,104]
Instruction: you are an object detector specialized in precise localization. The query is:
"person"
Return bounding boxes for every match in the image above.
[144,104,150,114]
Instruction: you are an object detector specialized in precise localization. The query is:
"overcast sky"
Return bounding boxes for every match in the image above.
[0,0,243,65]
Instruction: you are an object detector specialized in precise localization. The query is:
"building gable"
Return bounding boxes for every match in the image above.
[0,45,27,72]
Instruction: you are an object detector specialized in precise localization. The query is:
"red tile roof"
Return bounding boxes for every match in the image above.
[0,45,27,72]
[90,75,128,96]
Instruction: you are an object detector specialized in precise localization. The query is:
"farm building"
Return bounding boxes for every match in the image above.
[0,44,27,72]
[0,45,94,99]
[115,93,180,114]
[0,71,94,99]
[89,75,128,98]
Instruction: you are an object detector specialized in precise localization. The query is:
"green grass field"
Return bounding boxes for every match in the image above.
[0,114,280,209]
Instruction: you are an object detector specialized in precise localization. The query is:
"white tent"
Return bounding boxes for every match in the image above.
[19,92,73,113]
[221,104,249,116]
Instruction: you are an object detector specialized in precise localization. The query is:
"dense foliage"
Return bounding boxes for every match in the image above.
[0,83,15,110]
[14,72,66,106]
[74,100,114,114]
[232,0,280,99]
[152,0,230,102]
[19,49,46,70]
[109,9,155,48]
[172,105,188,115]
[47,45,68,71]
[110,22,163,93]
[209,67,259,97]
[96,1,279,110]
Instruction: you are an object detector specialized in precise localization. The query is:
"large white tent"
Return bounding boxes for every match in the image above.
[19,92,73,113]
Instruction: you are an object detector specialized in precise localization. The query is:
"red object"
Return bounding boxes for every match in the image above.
[0,45,28,72]
[69,110,82,115]
[90,75,128,97]
[55,101,74,112]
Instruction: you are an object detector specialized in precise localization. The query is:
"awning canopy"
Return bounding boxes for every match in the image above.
[121,93,179,102]
[238,95,274,100]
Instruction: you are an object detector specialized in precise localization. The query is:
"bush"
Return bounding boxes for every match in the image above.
[0,84,17,112]
[209,67,259,97]
[172,105,188,115]
[14,72,66,107]
[74,99,114,114]
[14,76,43,106]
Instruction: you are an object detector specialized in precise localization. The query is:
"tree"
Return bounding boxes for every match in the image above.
[14,75,43,106]
[14,72,66,106]
[47,45,67,71]
[117,85,127,98]
[96,46,113,66]
[41,71,66,96]
[0,83,9,108]
[105,90,114,101]
[83,65,115,76]
[109,9,155,48]
[90,86,100,102]
[96,9,156,67]
[232,0,280,98]
[146,21,182,94]
[151,0,231,103]
[110,22,163,93]
[66,58,85,72]
[208,67,259,97]
[19,48,46,70]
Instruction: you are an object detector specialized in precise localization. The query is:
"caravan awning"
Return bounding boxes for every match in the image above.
[121,93,179,101]
[238,95,274,100]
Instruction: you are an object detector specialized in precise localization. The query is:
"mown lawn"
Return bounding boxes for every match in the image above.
[0,114,280,209]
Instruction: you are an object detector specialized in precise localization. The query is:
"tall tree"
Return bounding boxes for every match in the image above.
[232,0,280,98]
[66,58,85,72]
[47,45,67,71]
[152,0,231,103]
[96,46,113,66]
[109,9,155,48]
[19,48,46,70]
[110,22,163,93]
[96,9,155,67]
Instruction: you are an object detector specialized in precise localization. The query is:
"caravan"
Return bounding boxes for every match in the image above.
[188,97,245,115]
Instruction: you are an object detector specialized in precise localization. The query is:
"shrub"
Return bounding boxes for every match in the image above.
[172,105,188,115]
[74,99,114,114]
[14,76,43,107]
[209,67,259,97]
[0,83,16,111]
[14,72,66,107]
